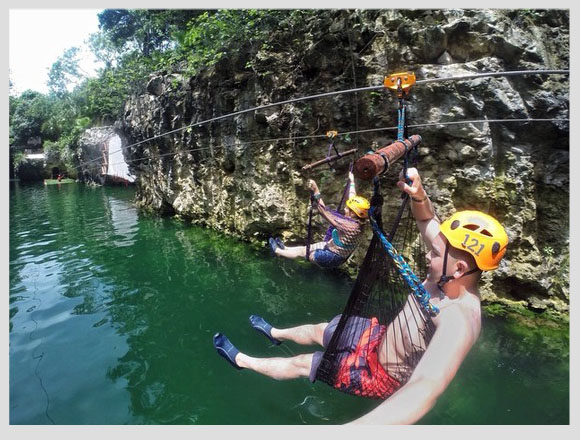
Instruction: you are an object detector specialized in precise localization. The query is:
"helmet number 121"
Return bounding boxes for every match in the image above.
[461,234,485,256]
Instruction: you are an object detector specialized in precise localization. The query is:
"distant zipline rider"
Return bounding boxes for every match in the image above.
[269,130,370,269]
[268,131,422,269]
[269,172,370,269]
[269,76,421,270]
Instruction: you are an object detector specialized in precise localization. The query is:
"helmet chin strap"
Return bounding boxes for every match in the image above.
[437,241,480,299]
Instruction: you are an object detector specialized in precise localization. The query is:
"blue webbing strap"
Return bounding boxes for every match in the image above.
[326,139,341,171]
[369,177,439,316]
[369,207,439,316]
[397,103,406,142]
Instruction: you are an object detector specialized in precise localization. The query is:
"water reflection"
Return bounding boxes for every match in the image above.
[105,196,139,247]
[10,184,137,423]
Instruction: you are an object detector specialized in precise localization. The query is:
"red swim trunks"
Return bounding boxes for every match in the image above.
[333,317,401,399]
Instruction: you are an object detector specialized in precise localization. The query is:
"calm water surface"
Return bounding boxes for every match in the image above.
[9,182,569,425]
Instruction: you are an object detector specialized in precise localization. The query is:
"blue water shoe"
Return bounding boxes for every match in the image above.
[268,237,279,256]
[275,237,286,250]
[249,315,282,345]
[213,333,243,370]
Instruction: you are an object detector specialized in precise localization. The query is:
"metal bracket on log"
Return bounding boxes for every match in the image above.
[301,148,358,172]
[353,135,422,181]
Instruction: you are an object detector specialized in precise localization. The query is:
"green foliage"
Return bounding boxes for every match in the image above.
[12,151,28,170]
[97,9,201,57]
[47,47,85,97]
[9,95,18,117]
[81,75,124,121]
[75,117,91,131]
[172,10,251,74]
[172,10,309,76]
[87,32,119,70]
[45,138,76,173]
[78,43,160,122]
[97,9,136,51]
[543,245,555,259]
[57,117,91,149]
[43,140,62,163]
[482,303,508,318]
[10,90,51,145]
[9,96,18,145]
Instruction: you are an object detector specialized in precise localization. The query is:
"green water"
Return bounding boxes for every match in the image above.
[9,182,569,425]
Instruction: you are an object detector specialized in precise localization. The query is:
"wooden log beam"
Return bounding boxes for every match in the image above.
[353,135,422,181]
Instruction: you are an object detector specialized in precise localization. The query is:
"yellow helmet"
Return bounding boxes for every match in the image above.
[440,210,508,271]
[346,195,370,219]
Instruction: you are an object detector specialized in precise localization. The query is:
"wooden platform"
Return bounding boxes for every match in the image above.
[44,178,76,185]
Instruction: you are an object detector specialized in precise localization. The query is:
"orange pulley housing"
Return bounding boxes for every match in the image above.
[384,72,416,97]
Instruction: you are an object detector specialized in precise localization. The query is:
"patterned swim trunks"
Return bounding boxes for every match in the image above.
[310,315,401,399]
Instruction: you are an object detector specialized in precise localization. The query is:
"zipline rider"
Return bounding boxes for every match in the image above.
[213,167,508,424]
[269,172,370,268]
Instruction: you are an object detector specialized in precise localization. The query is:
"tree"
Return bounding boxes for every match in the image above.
[10,90,51,146]
[97,9,202,56]
[88,32,120,71]
[47,47,88,97]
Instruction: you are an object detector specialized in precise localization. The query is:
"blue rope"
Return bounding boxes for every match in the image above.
[369,205,439,316]
[397,105,405,142]
[398,99,412,185]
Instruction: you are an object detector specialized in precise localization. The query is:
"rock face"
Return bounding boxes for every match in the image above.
[77,126,134,185]
[120,9,569,315]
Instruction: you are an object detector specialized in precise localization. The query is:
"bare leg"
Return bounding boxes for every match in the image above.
[271,322,328,346]
[275,245,307,259]
[214,321,331,376]
[236,352,314,380]
[275,240,328,260]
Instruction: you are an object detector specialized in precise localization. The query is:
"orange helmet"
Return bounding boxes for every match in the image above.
[346,195,370,219]
[440,210,508,271]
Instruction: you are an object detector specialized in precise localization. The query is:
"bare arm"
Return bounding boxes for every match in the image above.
[397,167,440,251]
[347,306,477,425]
[347,171,356,200]
[320,208,354,231]
[308,179,349,230]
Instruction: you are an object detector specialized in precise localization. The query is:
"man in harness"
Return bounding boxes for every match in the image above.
[214,168,508,424]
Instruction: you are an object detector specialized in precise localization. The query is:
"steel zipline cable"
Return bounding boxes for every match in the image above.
[415,69,570,85]
[105,117,569,171]
[75,69,569,171]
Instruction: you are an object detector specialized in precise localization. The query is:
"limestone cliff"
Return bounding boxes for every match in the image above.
[120,9,569,315]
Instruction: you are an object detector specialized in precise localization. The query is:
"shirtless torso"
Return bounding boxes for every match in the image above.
[379,290,482,383]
